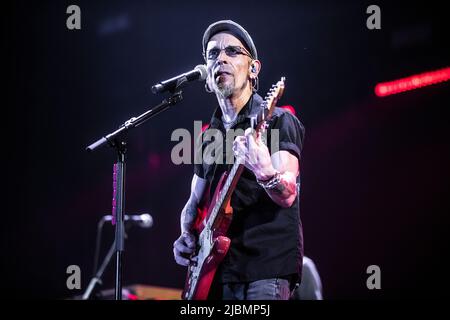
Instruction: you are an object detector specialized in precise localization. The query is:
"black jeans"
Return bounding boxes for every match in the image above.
[218,278,291,300]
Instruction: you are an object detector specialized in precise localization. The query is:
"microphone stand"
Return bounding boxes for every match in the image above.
[82,238,118,300]
[86,89,183,300]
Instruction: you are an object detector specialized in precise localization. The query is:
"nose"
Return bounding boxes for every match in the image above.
[216,48,229,64]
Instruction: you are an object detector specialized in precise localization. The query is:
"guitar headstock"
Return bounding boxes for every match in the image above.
[254,77,286,133]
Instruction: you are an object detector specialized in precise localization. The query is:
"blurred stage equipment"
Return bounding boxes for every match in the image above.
[86,62,202,298]
[81,213,154,300]
[375,66,450,97]
[74,285,182,300]
[102,213,153,229]
[126,284,182,300]
[290,256,323,300]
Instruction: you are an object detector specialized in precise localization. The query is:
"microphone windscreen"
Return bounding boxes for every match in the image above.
[195,64,208,81]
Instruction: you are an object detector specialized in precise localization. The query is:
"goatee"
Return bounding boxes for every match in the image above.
[216,82,234,98]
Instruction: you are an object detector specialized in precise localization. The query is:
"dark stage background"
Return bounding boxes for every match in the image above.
[3,0,449,299]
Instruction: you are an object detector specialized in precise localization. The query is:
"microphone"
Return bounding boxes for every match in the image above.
[151,65,207,94]
[102,213,154,229]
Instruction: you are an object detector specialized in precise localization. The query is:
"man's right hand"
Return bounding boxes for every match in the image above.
[174,174,207,266]
[173,231,197,266]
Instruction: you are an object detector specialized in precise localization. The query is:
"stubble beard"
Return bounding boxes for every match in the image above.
[215,79,234,98]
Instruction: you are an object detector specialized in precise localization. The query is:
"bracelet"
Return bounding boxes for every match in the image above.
[257,171,281,190]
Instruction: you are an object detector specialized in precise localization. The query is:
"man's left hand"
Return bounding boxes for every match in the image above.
[233,127,276,181]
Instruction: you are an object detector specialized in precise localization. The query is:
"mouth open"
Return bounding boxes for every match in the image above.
[215,70,232,81]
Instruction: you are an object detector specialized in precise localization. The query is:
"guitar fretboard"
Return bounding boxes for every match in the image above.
[204,158,244,232]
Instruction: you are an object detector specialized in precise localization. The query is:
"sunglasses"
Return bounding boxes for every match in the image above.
[205,45,252,60]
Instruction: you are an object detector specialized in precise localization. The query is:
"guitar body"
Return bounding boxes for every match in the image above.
[182,171,234,300]
[181,77,286,300]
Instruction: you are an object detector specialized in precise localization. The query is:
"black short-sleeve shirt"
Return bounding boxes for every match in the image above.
[194,93,305,284]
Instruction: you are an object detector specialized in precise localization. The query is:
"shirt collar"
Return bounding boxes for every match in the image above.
[209,93,264,129]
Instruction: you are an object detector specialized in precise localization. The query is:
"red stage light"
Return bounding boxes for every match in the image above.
[375,67,450,97]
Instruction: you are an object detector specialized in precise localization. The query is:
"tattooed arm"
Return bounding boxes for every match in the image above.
[173,174,208,266]
[264,150,299,208]
[234,130,299,208]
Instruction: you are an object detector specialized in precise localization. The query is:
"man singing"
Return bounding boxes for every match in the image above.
[173,20,305,300]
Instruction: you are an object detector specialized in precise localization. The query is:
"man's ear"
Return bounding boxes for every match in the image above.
[249,60,261,78]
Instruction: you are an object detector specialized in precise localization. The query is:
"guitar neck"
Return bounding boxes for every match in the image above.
[205,160,245,231]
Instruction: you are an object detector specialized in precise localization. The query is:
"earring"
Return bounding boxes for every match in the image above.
[251,76,259,92]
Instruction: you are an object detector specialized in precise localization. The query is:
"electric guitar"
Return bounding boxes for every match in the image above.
[182,77,286,300]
